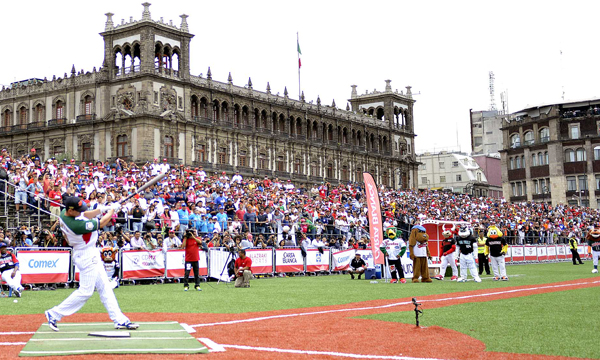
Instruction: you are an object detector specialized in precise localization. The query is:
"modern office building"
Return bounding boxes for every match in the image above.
[470,109,505,155]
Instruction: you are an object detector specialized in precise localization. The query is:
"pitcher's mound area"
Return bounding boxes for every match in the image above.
[19,321,208,357]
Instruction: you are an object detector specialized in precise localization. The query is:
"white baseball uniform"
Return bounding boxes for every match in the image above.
[46,210,129,324]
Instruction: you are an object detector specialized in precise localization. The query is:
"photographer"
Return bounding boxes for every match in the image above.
[181,230,202,291]
[129,200,145,233]
[233,248,252,288]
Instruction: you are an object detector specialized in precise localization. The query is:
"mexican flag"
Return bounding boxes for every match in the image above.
[297,40,302,68]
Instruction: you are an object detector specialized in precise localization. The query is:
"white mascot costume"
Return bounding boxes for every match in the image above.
[455,226,481,283]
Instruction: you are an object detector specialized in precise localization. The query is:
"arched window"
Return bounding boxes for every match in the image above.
[116,135,128,157]
[524,131,534,145]
[212,100,220,121]
[545,151,549,165]
[164,136,173,158]
[538,152,543,165]
[564,149,575,162]
[531,153,537,166]
[84,95,93,116]
[576,148,586,162]
[35,104,44,122]
[19,107,27,126]
[2,109,11,129]
[539,127,550,142]
[515,156,521,168]
[509,157,514,170]
[510,134,520,148]
[521,155,525,168]
[55,101,64,119]
[191,96,198,118]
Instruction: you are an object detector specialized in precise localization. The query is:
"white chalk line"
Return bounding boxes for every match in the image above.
[198,337,226,352]
[0,342,27,346]
[0,332,35,335]
[221,343,445,360]
[0,329,187,335]
[190,279,600,328]
[19,347,208,355]
[29,337,195,342]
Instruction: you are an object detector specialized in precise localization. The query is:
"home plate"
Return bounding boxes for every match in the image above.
[88,331,131,338]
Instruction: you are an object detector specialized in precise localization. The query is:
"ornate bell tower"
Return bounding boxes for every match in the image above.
[100,3,194,81]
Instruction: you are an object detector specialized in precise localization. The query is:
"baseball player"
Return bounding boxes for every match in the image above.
[586,228,600,273]
[0,242,24,297]
[44,197,138,332]
[434,225,458,281]
[455,226,481,283]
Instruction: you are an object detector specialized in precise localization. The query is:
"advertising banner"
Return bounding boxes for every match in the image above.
[536,246,547,261]
[524,246,537,261]
[363,172,384,265]
[356,249,375,268]
[165,250,208,278]
[546,245,557,260]
[557,245,568,260]
[208,248,233,281]
[16,249,71,284]
[121,250,165,279]
[332,249,354,271]
[306,249,330,272]
[510,246,524,262]
[505,246,512,262]
[246,248,274,274]
[275,248,304,273]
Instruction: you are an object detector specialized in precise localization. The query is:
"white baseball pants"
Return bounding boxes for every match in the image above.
[592,250,600,266]
[440,252,458,277]
[1,270,22,291]
[47,255,129,324]
[459,253,480,281]
[490,255,507,278]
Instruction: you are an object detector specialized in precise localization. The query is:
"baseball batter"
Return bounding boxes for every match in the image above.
[44,197,138,331]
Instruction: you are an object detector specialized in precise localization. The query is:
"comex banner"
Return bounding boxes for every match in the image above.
[122,250,165,279]
[16,249,71,284]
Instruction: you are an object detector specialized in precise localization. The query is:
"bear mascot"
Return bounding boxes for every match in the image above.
[408,225,432,283]
[101,246,120,289]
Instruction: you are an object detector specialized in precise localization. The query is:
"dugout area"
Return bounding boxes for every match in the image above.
[19,321,208,357]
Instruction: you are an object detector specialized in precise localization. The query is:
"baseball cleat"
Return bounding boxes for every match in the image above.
[450,276,458,281]
[14,288,21,298]
[45,311,59,332]
[592,269,598,274]
[501,276,509,281]
[457,278,467,283]
[493,276,500,281]
[474,278,482,283]
[433,275,444,280]
[399,278,407,284]
[390,279,398,284]
[115,322,139,330]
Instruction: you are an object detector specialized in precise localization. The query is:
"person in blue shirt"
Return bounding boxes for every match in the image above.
[198,214,209,235]
[216,207,228,231]
[188,209,199,231]
[206,216,215,234]
[176,203,190,236]
[214,192,226,208]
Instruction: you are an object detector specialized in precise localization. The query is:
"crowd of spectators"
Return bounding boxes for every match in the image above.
[0,147,597,252]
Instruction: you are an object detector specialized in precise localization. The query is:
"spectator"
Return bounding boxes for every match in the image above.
[129,200,145,233]
[234,249,252,288]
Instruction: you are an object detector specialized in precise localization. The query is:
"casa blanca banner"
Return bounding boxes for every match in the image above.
[275,248,304,273]
[121,250,165,279]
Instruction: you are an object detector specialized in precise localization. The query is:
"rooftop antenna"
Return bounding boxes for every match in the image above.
[500,90,508,115]
[488,71,496,111]
[456,122,460,152]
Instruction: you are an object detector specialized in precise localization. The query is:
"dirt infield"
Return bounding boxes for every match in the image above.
[1,277,598,360]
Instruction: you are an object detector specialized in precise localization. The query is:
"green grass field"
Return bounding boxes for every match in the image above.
[2,262,596,316]
[361,287,599,359]
[2,262,598,358]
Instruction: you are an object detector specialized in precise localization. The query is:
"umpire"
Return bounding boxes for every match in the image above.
[181,230,202,291]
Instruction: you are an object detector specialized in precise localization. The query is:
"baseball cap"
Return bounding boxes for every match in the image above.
[64,196,88,212]
[0,242,7,248]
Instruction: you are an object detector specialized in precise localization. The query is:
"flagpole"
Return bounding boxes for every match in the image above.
[297,32,301,100]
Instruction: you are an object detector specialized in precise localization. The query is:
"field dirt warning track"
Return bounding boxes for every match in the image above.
[1,277,598,360]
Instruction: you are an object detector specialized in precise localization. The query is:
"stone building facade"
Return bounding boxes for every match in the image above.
[0,4,418,188]
[501,99,600,207]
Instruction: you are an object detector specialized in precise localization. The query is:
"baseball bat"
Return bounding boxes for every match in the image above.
[119,172,168,205]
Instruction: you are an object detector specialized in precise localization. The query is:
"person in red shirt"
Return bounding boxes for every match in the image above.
[48,183,62,219]
[181,230,202,291]
[234,249,252,288]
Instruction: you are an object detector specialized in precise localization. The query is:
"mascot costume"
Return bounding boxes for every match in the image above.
[380,227,407,284]
[586,228,600,274]
[434,225,458,281]
[485,225,508,281]
[101,246,120,289]
[455,225,481,283]
[408,225,432,283]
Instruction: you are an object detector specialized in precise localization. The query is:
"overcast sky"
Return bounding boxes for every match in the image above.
[1,1,599,153]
